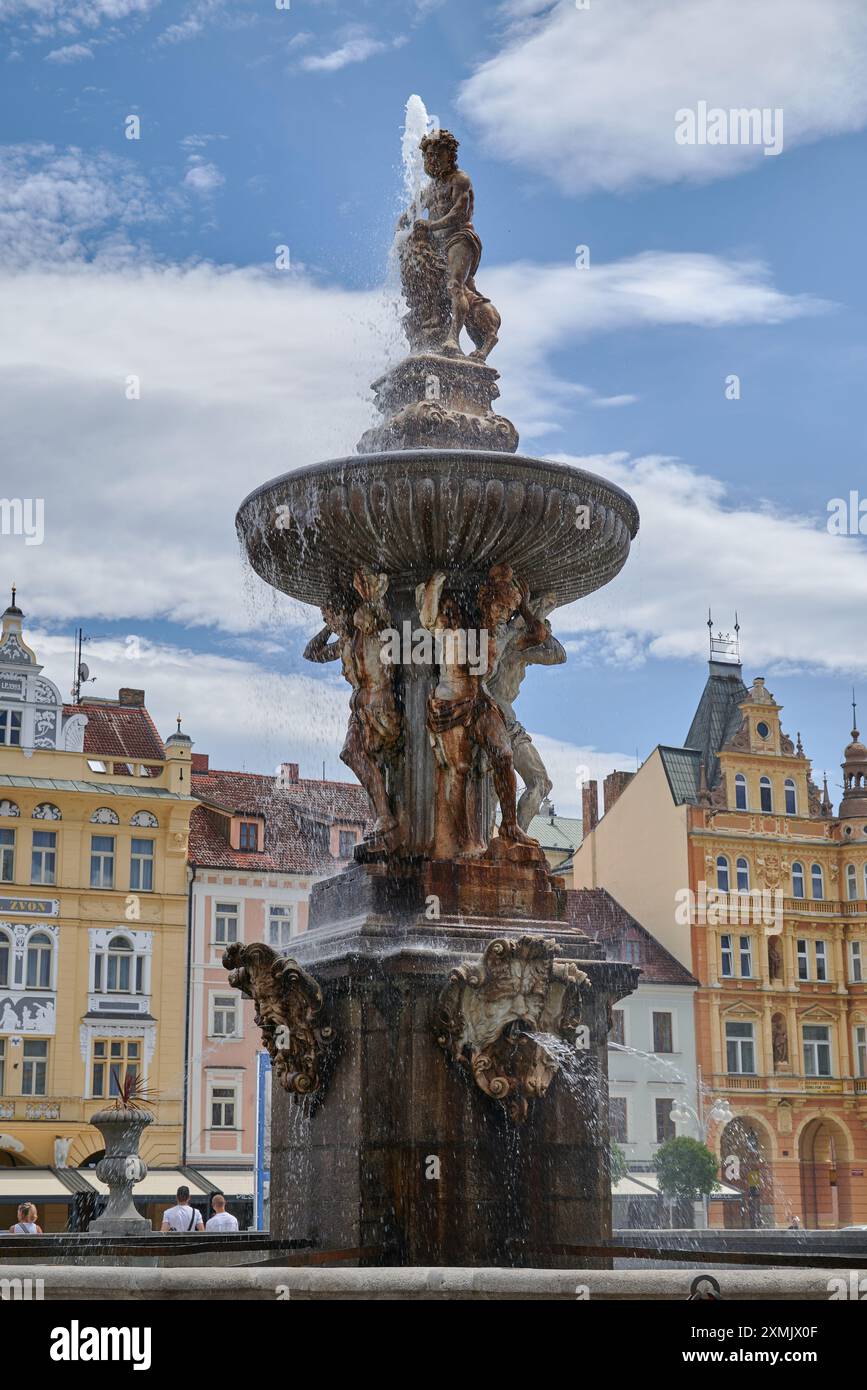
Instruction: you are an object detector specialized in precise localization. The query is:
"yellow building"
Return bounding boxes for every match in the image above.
[0,594,196,1227]
[574,634,867,1228]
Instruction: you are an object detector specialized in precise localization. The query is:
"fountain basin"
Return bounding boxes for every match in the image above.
[236,449,639,608]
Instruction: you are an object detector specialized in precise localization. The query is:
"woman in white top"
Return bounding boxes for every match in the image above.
[10,1201,42,1234]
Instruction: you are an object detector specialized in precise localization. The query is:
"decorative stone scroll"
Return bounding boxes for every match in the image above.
[222,941,335,1100]
[435,935,589,1124]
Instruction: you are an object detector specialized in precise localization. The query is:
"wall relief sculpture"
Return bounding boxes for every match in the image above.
[435,935,589,1124]
[223,942,335,1100]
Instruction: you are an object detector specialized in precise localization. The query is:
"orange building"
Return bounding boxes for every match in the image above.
[574,630,867,1228]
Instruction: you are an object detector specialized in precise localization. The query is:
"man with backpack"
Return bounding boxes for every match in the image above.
[160,1185,204,1233]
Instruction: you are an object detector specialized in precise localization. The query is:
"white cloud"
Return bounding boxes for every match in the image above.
[551,452,867,678]
[45,41,94,62]
[458,0,867,193]
[300,28,406,73]
[1,0,159,42]
[526,733,638,819]
[184,161,225,194]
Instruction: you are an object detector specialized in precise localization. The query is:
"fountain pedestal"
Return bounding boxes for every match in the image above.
[269,893,638,1267]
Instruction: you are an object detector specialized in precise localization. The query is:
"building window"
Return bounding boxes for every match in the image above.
[792,862,805,899]
[810,864,824,900]
[0,1037,5,1093]
[759,777,773,813]
[609,1096,628,1143]
[25,932,52,989]
[716,855,730,893]
[655,1098,676,1144]
[736,857,750,893]
[0,828,14,882]
[725,1022,756,1075]
[802,1025,832,1078]
[0,928,9,988]
[797,939,809,981]
[734,773,747,810]
[268,905,294,950]
[720,934,734,978]
[129,838,154,892]
[238,821,258,851]
[609,1009,625,1046]
[784,779,797,815]
[214,903,239,945]
[92,1038,141,1098]
[0,709,22,746]
[211,1085,237,1129]
[338,829,358,859]
[211,995,239,1038]
[22,1040,48,1095]
[90,835,115,889]
[652,1011,674,1053]
[31,830,57,886]
[847,864,858,902]
[855,1025,867,1079]
[739,935,753,978]
[864,863,867,902]
[815,940,828,983]
[850,941,863,984]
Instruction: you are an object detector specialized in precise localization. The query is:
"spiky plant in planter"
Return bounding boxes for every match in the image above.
[108,1072,157,1113]
[89,1072,158,1234]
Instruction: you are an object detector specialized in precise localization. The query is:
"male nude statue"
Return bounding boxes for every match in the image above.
[414,128,501,360]
[486,592,566,831]
[416,564,542,858]
[303,569,403,843]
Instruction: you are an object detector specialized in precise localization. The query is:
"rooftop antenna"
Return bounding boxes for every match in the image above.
[71,627,96,704]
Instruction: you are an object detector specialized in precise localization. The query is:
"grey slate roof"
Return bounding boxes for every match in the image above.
[658,746,703,806]
[526,812,582,853]
[684,659,749,790]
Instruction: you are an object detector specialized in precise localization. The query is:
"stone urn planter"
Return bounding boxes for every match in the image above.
[88,1104,153,1235]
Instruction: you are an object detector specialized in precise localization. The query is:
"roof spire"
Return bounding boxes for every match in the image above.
[176,713,183,734]
[852,687,859,740]
[707,609,741,665]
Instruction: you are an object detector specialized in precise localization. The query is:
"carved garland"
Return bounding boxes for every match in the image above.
[222,941,335,1101]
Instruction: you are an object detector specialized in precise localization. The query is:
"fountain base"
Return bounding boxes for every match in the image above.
[270,899,638,1267]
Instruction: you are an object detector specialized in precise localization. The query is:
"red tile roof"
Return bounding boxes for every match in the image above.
[189,767,371,874]
[566,888,698,986]
[63,702,166,762]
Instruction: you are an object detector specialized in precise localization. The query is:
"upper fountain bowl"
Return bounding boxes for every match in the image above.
[236,449,639,609]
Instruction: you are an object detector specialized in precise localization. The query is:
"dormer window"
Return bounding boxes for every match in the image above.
[239,820,258,851]
[0,709,21,746]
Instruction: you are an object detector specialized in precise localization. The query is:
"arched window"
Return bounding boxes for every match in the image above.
[0,927,9,988]
[759,776,773,813]
[716,855,730,892]
[847,864,858,901]
[735,774,747,810]
[784,779,797,816]
[736,857,750,893]
[106,935,134,993]
[811,863,824,901]
[26,932,53,989]
[792,862,805,899]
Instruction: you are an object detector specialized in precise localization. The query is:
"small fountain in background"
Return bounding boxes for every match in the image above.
[231,102,641,1267]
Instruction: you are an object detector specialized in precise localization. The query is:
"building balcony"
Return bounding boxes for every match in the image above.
[712,1072,858,1098]
[0,1095,182,1125]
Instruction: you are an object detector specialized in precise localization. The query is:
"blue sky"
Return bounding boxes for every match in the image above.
[2,0,867,813]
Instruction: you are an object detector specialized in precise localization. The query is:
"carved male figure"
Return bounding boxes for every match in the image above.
[414,128,501,360]
[303,568,403,843]
[417,563,539,857]
[486,590,566,830]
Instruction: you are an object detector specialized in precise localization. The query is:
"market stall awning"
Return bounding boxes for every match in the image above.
[196,1169,255,1196]
[0,1168,75,1201]
[75,1168,213,1198]
[612,1177,661,1198]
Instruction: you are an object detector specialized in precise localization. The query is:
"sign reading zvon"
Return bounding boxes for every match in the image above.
[0,897,59,917]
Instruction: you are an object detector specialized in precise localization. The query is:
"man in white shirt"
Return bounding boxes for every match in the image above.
[161,1185,204,1233]
[205,1193,239,1232]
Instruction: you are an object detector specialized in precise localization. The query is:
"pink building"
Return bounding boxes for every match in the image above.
[183,756,369,1206]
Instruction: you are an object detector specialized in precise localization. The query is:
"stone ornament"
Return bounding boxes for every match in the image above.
[223,941,335,1100]
[131,811,159,828]
[32,802,61,820]
[0,800,20,818]
[435,935,589,1124]
[91,807,119,825]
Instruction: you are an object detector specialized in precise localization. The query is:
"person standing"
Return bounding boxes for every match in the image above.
[160,1185,204,1233]
[205,1193,239,1232]
[9,1202,42,1234]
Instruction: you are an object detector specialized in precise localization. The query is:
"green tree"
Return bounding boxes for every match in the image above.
[609,1141,629,1184]
[654,1136,719,1206]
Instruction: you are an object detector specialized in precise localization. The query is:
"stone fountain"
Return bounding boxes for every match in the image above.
[231,125,640,1267]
